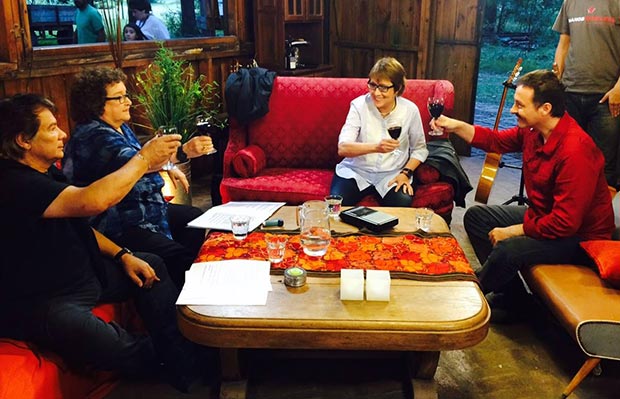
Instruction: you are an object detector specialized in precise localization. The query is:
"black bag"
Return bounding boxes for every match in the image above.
[225,67,276,124]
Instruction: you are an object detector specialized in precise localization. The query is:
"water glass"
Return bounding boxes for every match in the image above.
[265,234,288,263]
[157,125,177,170]
[415,207,434,232]
[230,215,251,240]
[324,195,343,219]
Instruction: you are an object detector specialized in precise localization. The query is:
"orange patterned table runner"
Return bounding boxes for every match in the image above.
[195,232,477,282]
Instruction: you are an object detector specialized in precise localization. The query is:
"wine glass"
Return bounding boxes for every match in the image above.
[157,125,177,170]
[196,114,217,155]
[427,96,445,136]
[387,122,403,157]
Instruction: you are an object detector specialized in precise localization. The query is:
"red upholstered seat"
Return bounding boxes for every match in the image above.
[0,302,139,399]
[221,77,457,223]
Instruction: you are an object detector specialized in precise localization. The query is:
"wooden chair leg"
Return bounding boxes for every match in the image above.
[561,357,601,399]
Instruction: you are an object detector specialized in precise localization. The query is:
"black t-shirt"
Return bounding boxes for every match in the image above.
[0,159,99,305]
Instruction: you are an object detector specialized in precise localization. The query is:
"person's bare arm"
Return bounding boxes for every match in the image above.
[489,224,524,246]
[338,139,399,157]
[553,33,570,78]
[43,134,180,218]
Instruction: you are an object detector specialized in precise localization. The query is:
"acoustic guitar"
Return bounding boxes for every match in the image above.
[474,58,523,204]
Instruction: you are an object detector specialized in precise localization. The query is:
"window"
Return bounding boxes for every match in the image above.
[26,0,228,47]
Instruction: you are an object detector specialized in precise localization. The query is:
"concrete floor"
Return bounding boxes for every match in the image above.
[106,151,620,399]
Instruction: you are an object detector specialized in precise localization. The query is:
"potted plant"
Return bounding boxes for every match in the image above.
[134,45,225,204]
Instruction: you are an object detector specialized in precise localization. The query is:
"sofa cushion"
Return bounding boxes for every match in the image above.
[521,264,620,342]
[580,240,620,288]
[415,164,441,185]
[220,167,455,221]
[232,144,267,177]
[222,168,335,204]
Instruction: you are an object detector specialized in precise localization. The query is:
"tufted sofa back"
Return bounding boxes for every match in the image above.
[224,77,454,176]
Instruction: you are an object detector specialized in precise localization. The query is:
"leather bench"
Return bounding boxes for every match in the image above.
[520,189,620,398]
[521,264,620,398]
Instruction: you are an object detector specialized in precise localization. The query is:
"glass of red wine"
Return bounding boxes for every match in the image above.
[387,122,403,157]
[427,96,445,136]
[196,114,217,155]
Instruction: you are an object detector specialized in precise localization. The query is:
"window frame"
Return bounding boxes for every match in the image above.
[0,0,244,76]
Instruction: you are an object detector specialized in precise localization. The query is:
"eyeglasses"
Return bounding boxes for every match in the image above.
[105,94,131,104]
[367,80,394,93]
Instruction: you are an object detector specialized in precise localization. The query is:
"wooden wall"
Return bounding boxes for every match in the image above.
[0,0,252,135]
[0,0,484,153]
[0,39,244,135]
[329,0,484,154]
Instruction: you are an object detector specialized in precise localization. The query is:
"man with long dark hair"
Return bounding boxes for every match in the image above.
[0,94,203,391]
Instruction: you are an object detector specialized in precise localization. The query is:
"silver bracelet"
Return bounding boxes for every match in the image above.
[135,153,151,169]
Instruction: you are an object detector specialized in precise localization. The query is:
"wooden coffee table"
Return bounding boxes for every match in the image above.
[177,207,490,399]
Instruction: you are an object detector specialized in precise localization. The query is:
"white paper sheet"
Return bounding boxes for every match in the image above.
[176,260,272,305]
[186,201,286,231]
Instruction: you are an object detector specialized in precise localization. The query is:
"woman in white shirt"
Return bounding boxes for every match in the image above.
[331,57,428,206]
[129,0,170,40]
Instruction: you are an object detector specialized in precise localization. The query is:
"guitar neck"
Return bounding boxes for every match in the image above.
[474,58,522,204]
[492,86,511,131]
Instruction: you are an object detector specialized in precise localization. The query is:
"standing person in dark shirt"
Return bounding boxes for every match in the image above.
[432,70,614,315]
[0,94,203,392]
[552,0,620,188]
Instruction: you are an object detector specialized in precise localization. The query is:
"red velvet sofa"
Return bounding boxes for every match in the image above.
[220,76,458,222]
[0,303,136,399]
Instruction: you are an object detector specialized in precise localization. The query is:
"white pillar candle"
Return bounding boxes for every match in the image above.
[340,269,364,301]
[366,270,391,301]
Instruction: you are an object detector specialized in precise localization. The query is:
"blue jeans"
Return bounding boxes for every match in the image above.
[566,92,620,187]
[464,205,592,294]
[330,174,413,207]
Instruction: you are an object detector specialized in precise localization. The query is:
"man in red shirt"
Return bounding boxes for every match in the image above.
[434,70,614,301]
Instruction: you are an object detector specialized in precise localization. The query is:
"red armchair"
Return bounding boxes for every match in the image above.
[0,303,137,399]
[220,76,459,222]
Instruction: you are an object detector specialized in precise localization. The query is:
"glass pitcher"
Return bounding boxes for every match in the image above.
[297,200,331,256]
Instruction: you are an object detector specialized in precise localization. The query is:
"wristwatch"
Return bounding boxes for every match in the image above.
[113,247,133,264]
[176,145,188,163]
[400,167,414,178]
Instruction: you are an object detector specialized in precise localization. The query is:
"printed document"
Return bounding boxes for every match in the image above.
[187,201,285,231]
[176,260,272,305]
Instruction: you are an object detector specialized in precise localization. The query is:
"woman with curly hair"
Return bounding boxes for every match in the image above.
[63,67,213,288]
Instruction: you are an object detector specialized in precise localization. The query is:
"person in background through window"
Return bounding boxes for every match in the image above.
[128,0,170,40]
[73,0,105,44]
[124,22,146,41]
[552,0,620,188]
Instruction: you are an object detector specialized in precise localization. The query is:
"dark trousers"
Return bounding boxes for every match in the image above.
[464,204,591,294]
[566,92,620,188]
[117,204,206,288]
[0,253,198,380]
[330,174,413,207]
